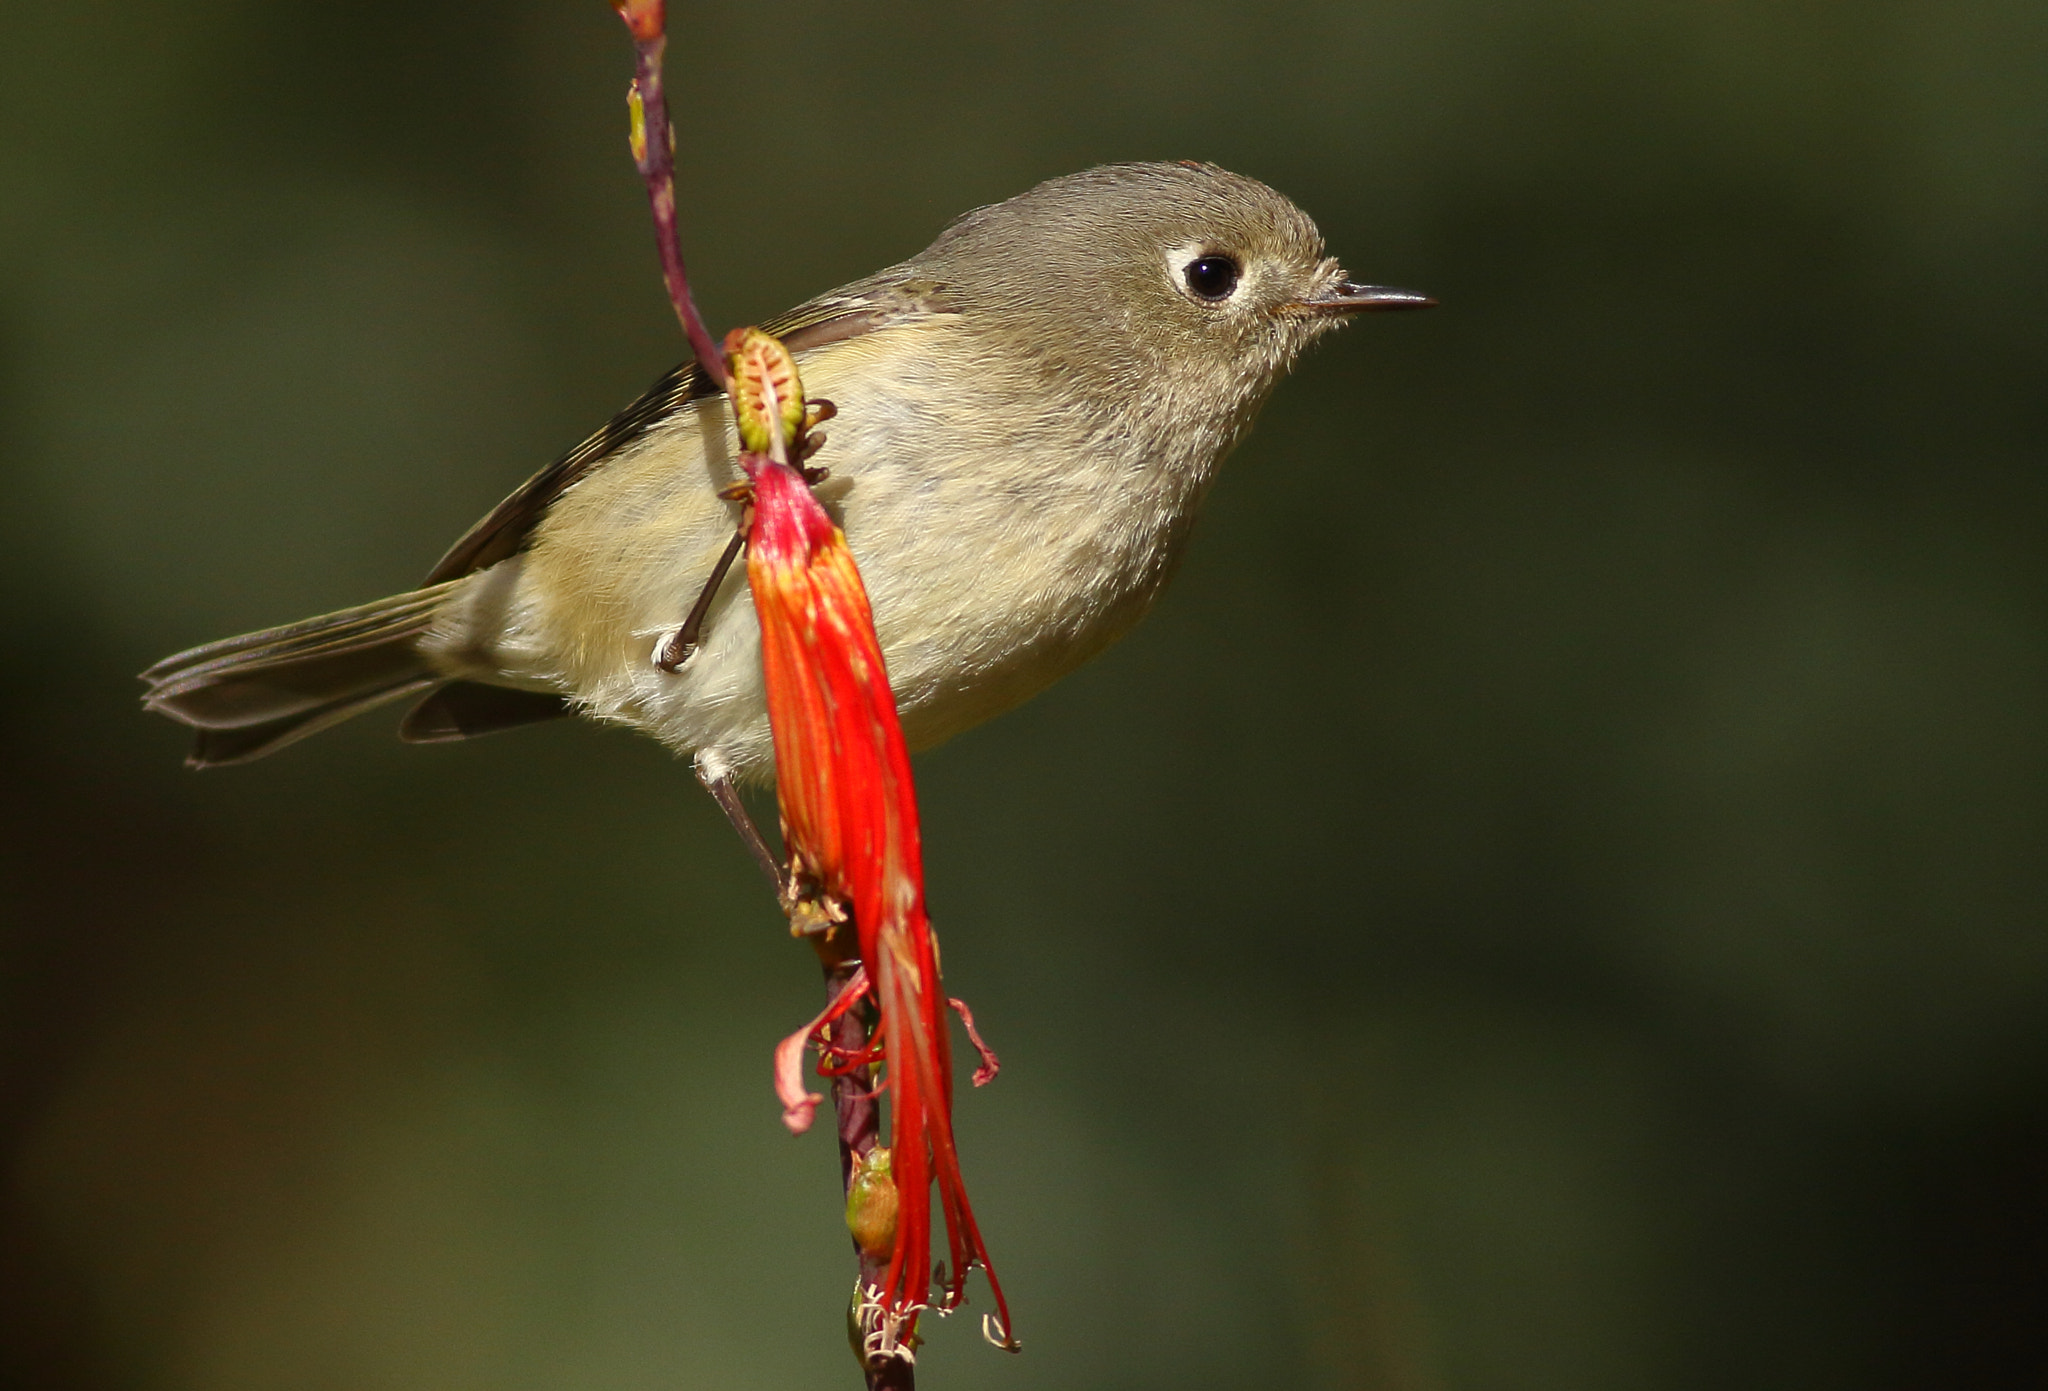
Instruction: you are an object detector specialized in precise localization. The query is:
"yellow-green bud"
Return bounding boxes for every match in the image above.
[845,1145,899,1258]
[724,327,806,456]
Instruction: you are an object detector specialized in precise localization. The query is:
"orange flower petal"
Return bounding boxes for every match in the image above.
[746,455,1013,1345]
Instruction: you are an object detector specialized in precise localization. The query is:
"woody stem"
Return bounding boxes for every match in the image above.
[818,928,914,1391]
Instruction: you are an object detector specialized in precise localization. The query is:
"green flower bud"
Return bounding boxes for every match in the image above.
[845,1145,899,1258]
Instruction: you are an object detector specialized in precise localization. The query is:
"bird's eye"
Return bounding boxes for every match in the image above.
[1182,254,1241,303]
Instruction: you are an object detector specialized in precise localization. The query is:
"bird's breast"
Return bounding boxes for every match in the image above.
[514,324,1226,770]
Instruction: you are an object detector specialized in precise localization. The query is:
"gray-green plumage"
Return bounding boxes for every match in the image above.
[142,162,1429,774]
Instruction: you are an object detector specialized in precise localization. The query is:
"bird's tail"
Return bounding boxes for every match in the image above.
[141,585,456,768]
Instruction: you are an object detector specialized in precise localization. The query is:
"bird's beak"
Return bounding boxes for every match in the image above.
[1297,280,1437,314]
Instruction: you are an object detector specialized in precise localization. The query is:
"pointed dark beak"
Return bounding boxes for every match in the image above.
[1298,280,1437,314]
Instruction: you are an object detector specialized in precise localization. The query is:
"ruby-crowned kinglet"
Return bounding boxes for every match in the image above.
[142,162,1431,782]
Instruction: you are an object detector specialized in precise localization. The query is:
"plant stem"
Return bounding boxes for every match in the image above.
[614,3,728,390]
[820,936,915,1391]
[610,7,909,1384]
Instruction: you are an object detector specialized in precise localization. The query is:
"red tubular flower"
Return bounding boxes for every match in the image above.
[603,0,1005,1357]
[745,450,1016,1356]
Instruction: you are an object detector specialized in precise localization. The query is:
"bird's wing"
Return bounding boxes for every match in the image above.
[423,290,913,586]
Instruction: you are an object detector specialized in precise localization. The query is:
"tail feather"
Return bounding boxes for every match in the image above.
[141,585,453,691]
[143,586,454,767]
[399,681,573,743]
[186,676,439,768]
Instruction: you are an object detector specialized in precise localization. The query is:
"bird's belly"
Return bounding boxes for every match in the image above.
[852,473,1180,752]
[511,344,1202,778]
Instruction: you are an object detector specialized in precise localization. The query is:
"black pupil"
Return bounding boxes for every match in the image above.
[1184,255,1239,301]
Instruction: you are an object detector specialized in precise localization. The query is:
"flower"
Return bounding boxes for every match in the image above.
[738,330,1014,1355]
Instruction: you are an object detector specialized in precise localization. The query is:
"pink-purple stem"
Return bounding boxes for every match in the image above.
[620,27,729,392]
[611,10,910,1384]
[824,954,917,1391]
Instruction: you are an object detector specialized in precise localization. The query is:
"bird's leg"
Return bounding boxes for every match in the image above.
[798,435,829,476]
[797,398,836,480]
[696,764,787,896]
[654,506,750,673]
[695,765,849,938]
[654,401,837,673]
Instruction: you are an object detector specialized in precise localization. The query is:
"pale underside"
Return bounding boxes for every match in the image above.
[417,321,1252,782]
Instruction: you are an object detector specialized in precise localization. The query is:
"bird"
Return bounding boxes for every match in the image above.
[141,161,1431,807]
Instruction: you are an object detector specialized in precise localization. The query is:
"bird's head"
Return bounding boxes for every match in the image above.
[913,161,1432,423]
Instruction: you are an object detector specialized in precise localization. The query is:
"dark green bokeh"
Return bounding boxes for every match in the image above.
[4,3,2045,1388]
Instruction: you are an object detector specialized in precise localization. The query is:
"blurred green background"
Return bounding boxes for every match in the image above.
[4,2,2046,1388]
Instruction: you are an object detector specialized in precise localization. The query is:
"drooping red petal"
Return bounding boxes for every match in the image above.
[774,964,870,1135]
[745,456,1013,1346]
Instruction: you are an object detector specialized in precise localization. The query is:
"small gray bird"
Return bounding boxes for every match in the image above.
[142,161,1430,796]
